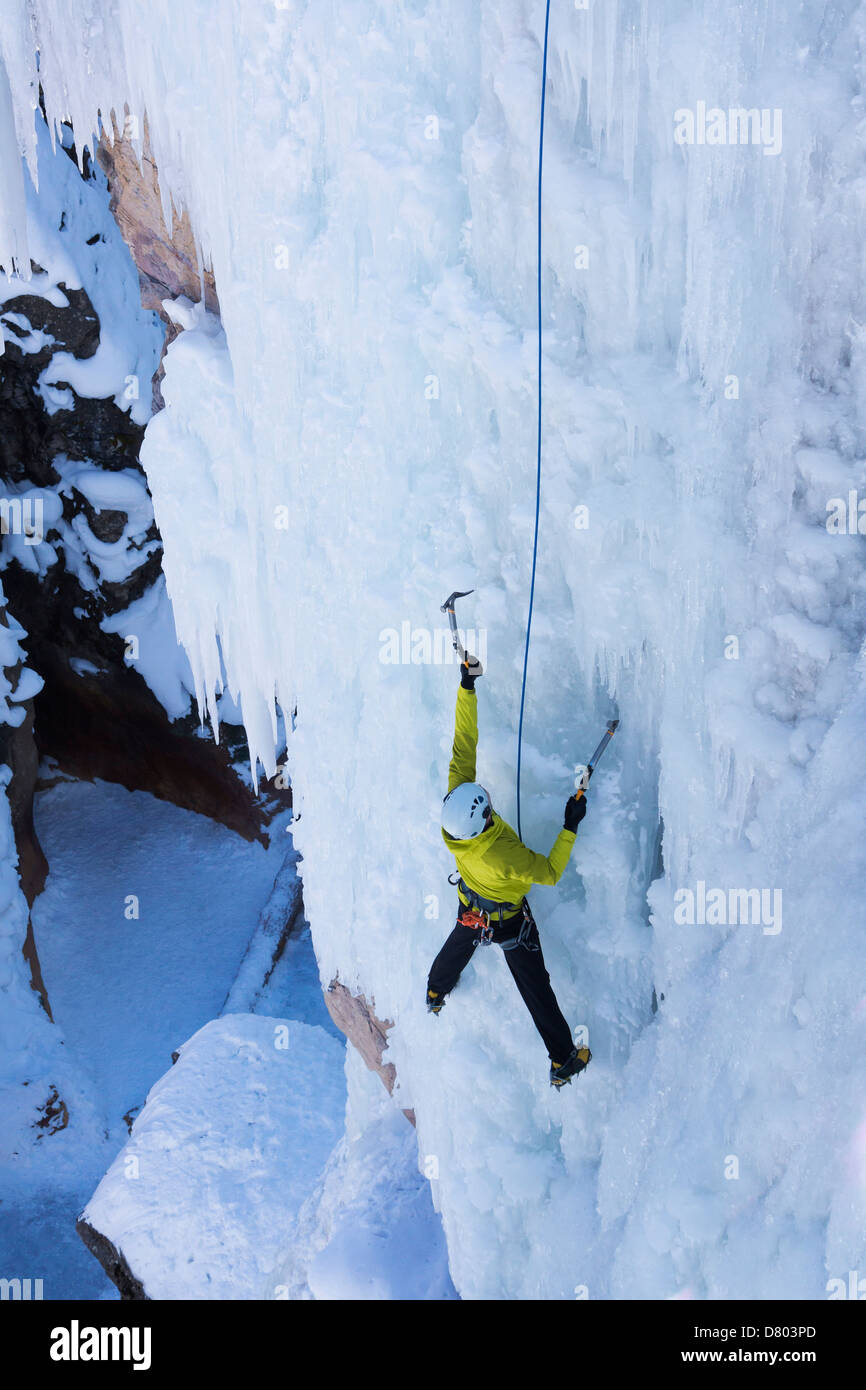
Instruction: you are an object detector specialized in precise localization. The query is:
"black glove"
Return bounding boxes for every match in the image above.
[460,654,482,690]
[564,794,587,833]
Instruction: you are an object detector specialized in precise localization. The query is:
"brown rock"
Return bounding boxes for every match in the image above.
[28,623,269,845]
[97,114,218,323]
[21,919,52,1020]
[97,115,218,413]
[75,1218,149,1300]
[324,981,415,1125]
[33,1084,68,1137]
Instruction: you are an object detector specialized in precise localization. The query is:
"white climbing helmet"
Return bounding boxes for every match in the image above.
[441,782,492,839]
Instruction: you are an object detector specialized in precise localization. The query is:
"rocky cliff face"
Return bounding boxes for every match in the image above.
[75,1218,149,1300]
[0,266,269,845]
[324,981,415,1126]
[0,120,285,1020]
[96,114,219,412]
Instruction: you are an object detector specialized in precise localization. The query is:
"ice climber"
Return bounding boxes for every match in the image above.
[426,651,592,1087]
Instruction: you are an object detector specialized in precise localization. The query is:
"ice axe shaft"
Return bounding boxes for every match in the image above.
[574,719,619,801]
[440,589,483,674]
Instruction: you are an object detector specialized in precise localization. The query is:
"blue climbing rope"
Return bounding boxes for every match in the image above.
[516,0,551,841]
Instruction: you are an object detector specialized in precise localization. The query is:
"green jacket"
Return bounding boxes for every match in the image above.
[442,685,577,909]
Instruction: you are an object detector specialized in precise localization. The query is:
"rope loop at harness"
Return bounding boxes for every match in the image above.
[453,876,538,951]
[457,904,495,943]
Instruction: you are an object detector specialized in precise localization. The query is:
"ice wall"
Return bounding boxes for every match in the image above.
[3,0,865,1298]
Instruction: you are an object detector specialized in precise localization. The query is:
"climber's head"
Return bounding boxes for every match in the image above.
[441,781,493,840]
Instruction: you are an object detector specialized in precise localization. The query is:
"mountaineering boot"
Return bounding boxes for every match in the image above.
[549,1046,591,1087]
[427,988,446,1015]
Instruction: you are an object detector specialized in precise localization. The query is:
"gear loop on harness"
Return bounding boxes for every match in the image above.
[499,902,540,953]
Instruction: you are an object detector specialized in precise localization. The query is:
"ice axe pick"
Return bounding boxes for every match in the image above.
[440,589,484,676]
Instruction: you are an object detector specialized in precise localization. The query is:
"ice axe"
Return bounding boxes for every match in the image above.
[573,720,619,801]
[440,589,484,675]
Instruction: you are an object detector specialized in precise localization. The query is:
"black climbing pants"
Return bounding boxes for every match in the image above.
[427,902,574,1062]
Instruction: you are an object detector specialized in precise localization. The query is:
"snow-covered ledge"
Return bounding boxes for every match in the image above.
[77,1015,345,1300]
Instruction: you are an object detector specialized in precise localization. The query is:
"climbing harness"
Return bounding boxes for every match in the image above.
[448,872,539,951]
[516,0,552,842]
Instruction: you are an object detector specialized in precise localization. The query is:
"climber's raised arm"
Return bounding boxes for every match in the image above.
[446,654,482,794]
